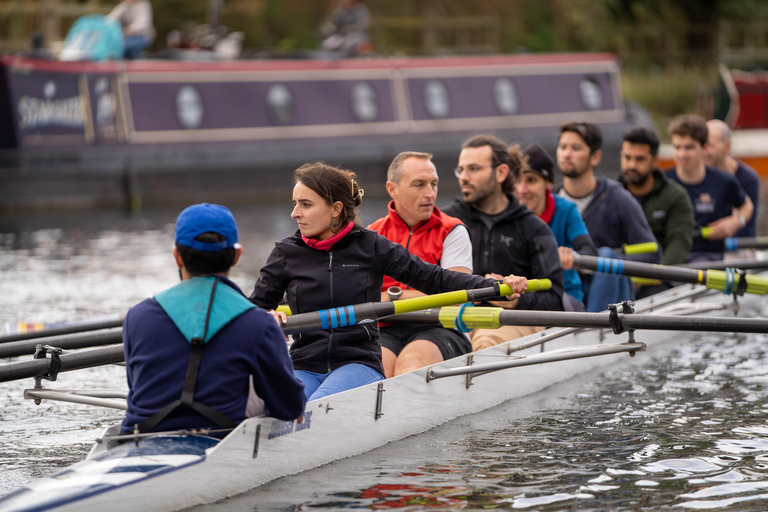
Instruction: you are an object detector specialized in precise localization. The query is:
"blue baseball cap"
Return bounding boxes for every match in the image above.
[175,203,239,252]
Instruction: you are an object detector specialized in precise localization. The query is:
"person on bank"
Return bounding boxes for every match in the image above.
[320,0,372,56]
[664,115,753,263]
[108,0,156,59]
[367,152,474,378]
[618,127,695,266]
[443,135,565,351]
[552,122,660,312]
[704,119,760,240]
[250,163,528,401]
[122,203,306,436]
[516,143,597,312]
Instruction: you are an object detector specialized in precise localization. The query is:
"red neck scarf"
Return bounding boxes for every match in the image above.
[302,222,354,251]
[539,189,556,224]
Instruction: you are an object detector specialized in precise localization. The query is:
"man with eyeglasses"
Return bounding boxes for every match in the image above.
[443,134,564,351]
[552,122,660,312]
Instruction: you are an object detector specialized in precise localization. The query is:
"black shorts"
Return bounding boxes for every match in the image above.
[378,323,471,361]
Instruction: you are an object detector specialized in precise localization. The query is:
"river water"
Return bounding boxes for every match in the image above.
[1,198,768,510]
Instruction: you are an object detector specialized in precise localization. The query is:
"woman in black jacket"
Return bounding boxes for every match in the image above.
[250,162,527,401]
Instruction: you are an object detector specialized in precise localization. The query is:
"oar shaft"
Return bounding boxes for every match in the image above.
[390,307,768,333]
[684,259,768,271]
[725,236,768,251]
[0,345,125,383]
[0,314,124,344]
[0,329,124,359]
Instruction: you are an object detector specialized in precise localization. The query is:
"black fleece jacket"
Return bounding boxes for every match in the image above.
[250,228,498,375]
[443,195,564,312]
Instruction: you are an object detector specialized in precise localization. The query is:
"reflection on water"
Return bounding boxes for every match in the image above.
[1,200,768,510]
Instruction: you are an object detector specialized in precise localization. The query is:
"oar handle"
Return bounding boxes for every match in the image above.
[622,242,659,255]
[698,226,714,240]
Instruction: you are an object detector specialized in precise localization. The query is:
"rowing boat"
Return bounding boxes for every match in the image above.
[0,280,762,512]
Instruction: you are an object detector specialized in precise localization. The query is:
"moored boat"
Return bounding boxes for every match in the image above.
[0,53,639,210]
[0,278,762,512]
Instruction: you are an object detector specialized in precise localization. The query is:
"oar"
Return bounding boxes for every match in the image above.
[724,236,768,252]
[0,314,124,344]
[696,230,768,251]
[387,307,768,333]
[0,345,125,383]
[0,280,551,383]
[0,329,123,359]
[572,254,768,295]
[280,279,551,336]
[614,242,659,255]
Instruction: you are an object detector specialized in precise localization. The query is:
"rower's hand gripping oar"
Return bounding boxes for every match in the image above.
[279,279,551,336]
[572,254,768,295]
[696,230,768,251]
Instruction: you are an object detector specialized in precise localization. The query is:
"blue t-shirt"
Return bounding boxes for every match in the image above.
[548,194,589,302]
[664,166,747,254]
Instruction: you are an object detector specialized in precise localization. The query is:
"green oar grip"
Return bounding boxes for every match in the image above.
[623,242,659,255]
[631,277,663,286]
[497,279,552,296]
[699,226,714,240]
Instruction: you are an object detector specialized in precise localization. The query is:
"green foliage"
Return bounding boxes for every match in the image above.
[621,68,720,138]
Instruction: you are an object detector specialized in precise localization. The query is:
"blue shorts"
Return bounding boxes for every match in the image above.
[294,363,384,401]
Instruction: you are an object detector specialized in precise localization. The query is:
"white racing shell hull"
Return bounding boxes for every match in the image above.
[0,284,741,512]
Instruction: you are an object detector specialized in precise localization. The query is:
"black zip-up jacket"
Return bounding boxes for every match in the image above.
[249,228,497,375]
[443,195,564,312]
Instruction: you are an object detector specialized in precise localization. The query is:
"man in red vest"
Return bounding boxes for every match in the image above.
[368,151,474,377]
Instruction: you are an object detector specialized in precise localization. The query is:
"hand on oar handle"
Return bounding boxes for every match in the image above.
[558,247,575,270]
[502,274,528,299]
[703,216,741,240]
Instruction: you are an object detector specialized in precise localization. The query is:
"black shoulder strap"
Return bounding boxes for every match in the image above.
[138,278,237,433]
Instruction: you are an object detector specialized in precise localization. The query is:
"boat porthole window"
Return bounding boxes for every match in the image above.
[351,81,378,122]
[494,77,518,115]
[266,83,293,126]
[579,77,604,111]
[424,80,450,119]
[175,85,204,129]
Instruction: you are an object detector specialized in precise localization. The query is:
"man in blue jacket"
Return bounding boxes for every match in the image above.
[553,122,661,312]
[122,203,306,436]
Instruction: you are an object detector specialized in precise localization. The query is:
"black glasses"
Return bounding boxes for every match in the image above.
[453,164,495,178]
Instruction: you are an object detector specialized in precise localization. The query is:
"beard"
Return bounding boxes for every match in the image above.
[462,175,497,207]
[623,169,651,186]
[559,162,589,179]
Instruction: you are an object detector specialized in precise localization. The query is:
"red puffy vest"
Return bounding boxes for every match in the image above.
[367,202,464,292]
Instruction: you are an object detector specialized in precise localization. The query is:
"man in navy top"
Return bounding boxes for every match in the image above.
[704,119,760,239]
[122,203,306,436]
[552,122,660,312]
[664,115,753,263]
